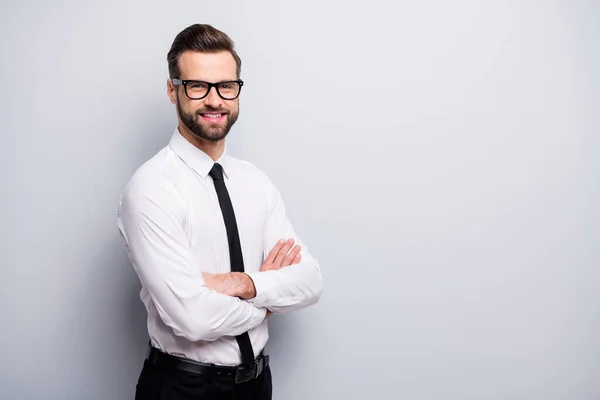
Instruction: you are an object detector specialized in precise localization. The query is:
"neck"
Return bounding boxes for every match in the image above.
[177,123,225,162]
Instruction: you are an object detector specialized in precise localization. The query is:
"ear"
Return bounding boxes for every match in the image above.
[167,79,176,105]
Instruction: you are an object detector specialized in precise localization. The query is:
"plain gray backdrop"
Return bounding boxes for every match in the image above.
[1,1,599,399]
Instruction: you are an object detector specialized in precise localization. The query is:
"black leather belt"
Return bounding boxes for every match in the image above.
[147,346,270,384]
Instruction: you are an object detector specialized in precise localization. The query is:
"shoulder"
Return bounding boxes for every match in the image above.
[119,146,187,215]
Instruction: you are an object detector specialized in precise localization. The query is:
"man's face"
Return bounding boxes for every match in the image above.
[169,50,240,142]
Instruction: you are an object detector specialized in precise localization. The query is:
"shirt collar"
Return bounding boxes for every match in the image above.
[168,128,229,179]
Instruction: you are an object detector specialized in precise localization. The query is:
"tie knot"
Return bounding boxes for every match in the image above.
[209,163,224,181]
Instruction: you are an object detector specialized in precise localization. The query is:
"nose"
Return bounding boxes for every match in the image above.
[203,86,223,109]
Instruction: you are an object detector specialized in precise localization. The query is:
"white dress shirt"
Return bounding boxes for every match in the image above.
[116,128,323,366]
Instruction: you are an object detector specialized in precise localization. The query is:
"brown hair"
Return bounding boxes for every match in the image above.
[167,24,242,79]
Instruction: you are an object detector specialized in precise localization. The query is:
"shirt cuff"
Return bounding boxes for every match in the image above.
[247,271,278,309]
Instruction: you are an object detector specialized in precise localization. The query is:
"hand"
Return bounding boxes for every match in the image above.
[260,238,302,272]
[202,272,256,299]
[202,238,301,300]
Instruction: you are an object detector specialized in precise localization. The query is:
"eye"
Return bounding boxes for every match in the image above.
[190,82,208,89]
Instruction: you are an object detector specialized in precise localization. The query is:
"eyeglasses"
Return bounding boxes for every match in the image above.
[171,79,244,100]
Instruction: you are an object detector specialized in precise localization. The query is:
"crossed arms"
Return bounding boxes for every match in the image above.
[117,175,323,342]
[202,237,305,317]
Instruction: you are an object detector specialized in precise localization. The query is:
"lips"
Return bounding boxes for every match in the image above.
[198,112,227,123]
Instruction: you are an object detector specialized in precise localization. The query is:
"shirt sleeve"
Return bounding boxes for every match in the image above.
[246,179,323,313]
[117,175,266,342]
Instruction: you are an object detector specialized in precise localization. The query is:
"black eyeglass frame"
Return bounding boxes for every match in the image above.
[171,79,244,100]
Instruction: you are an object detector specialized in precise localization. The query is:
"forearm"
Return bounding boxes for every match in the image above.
[163,284,267,342]
[247,260,323,313]
[126,255,267,342]
[203,272,257,300]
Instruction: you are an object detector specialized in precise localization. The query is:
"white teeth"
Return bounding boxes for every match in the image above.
[203,114,222,119]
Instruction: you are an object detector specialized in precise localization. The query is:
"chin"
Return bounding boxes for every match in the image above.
[207,133,228,142]
[195,129,228,142]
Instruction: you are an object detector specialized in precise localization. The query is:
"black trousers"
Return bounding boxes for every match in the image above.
[134,358,273,400]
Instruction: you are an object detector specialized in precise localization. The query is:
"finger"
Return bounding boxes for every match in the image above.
[274,239,295,267]
[260,263,275,272]
[282,245,301,267]
[265,239,286,264]
[293,253,302,264]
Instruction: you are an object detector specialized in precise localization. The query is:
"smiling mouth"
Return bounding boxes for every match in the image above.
[198,112,227,123]
[200,112,225,118]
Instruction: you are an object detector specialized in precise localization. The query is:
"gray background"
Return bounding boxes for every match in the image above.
[1,1,598,399]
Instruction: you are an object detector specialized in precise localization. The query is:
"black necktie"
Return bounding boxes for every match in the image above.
[209,163,255,368]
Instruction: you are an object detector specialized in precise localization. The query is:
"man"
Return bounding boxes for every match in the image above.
[117,23,323,400]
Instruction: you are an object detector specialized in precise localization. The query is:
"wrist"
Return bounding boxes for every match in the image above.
[239,272,256,300]
[243,273,256,300]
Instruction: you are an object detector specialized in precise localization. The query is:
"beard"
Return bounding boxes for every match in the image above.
[177,94,239,142]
